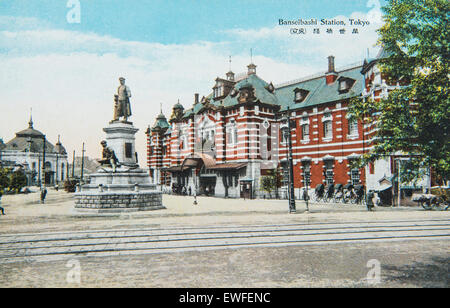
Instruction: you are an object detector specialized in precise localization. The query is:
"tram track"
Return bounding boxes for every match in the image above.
[0,219,449,264]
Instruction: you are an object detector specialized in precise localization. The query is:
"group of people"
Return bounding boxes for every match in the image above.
[172,184,192,196]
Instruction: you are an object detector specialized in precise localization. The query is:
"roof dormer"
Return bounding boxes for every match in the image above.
[337,76,356,93]
[293,88,309,103]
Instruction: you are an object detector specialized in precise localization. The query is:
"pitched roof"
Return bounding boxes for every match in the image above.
[157,61,365,123]
[221,74,279,108]
[275,65,364,111]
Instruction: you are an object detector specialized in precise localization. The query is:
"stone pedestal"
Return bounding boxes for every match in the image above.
[104,121,139,167]
[73,121,165,214]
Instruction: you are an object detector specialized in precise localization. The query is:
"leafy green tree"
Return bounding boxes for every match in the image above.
[260,168,283,198]
[349,0,449,184]
[0,168,10,194]
[260,175,276,197]
[9,169,27,193]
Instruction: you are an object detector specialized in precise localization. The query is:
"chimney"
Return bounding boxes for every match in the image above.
[325,55,338,85]
[194,93,199,104]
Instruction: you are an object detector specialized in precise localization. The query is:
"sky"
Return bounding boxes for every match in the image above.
[0,0,387,160]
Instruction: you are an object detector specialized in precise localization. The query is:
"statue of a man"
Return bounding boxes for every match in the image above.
[98,140,119,172]
[113,77,132,122]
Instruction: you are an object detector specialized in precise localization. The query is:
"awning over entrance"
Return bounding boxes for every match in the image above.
[181,153,216,169]
[164,153,247,173]
[208,162,247,170]
[162,166,190,172]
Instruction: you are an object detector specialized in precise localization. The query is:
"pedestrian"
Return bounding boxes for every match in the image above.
[366,190,375,211]
[0,190,5,215]
[40,186,48,204]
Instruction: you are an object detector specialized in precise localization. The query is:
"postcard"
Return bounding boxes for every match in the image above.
[0,0,448,292]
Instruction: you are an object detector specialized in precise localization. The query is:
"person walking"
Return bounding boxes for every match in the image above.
[40,186,48,204]
[0,190,5,215]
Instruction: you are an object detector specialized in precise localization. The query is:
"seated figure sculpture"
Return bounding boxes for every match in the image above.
[97,140,119,172]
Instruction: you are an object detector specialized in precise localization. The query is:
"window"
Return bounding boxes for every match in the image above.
[323,120,332,139]
[227,124,237,145]
[302,162,311,187]
[338,77,355,93]
[348,118,358,136]
[326,169,334,185]
[179,135,187,150]
[281,129,289,144]
[369,162,375,175]
[301,123,310,140]
[324,160,334,185]
[294,88,309,103]
[351,169,360,185]
[339,79,348,91]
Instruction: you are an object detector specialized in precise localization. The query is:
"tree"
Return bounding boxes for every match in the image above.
[260,175,276,198]
[9,169,27,193]
[349,0,449,184]
[0,168,10,194]
[260,168,283,198]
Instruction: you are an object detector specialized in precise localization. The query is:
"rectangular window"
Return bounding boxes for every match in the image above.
[323,121,332,139]
[302,124,310,140]
[349,119,358,136]
[351,169,360,185]
[326,170,334,185]
[324,160,334,185]
[302,163,311,186]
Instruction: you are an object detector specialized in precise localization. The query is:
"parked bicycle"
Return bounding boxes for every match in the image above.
[323,184,335,203]
[314,184,325,202]
[343,184,354,204]
[333,184,344,203]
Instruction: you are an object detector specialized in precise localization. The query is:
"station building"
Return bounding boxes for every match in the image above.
[146,50,430,200]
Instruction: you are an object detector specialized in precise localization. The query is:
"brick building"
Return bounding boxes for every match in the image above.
[146,50,430,200]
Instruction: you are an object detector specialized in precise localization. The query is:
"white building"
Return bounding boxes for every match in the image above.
[0,117,68,186]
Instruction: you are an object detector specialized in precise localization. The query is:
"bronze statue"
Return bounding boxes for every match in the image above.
[113,77,132,122]
[98,140,119,172]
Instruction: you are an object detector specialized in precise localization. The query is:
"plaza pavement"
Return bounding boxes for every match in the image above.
[0,188,448,235]
[0,189,448,288]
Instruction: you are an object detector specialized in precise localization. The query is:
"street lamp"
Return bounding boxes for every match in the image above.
[280,107,296,213]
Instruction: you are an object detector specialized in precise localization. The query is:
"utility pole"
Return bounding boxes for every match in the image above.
[80,142,85,183]
[42,135,46,187]
[72,150,75,178]
[55,153,59,186]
